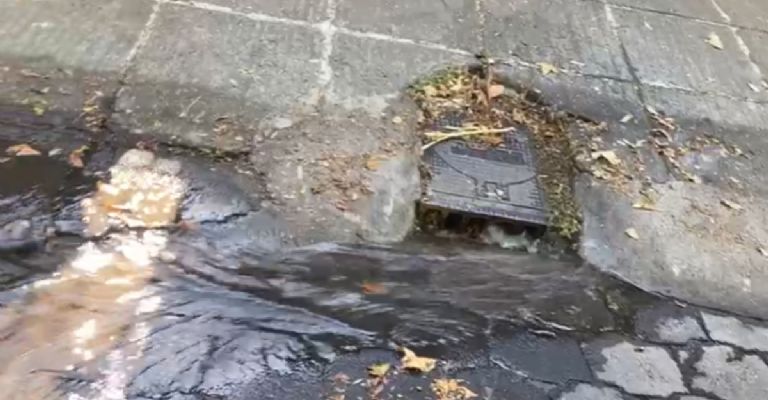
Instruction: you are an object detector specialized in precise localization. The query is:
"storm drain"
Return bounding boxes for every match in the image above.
[421,125,549,227]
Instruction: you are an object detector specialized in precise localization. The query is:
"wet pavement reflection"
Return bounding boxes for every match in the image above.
[0,147,661,399]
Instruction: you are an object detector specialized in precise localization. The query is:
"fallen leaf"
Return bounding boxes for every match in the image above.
[32,102,46,116]
[706,32,724,50]
[632,196,657,211]
[422,85,438,97]
[721,199,743,211]
[591,150,622,166]
[620,114,634,123]
[68,145,88,168]
[367,363,391,378]
[431,379,478,400]
[6,143,41,156]
[625,228,640,240]
[487,84,505,98]
[537,62,558,75]
[361,281,388,295]
[365,157,383,171]
[399,346,436,373]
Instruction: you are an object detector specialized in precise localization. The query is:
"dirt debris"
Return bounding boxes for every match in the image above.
[410,65,584,240]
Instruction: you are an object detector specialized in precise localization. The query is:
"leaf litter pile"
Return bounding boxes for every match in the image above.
[409,66,583,239]
[329,346,476,400]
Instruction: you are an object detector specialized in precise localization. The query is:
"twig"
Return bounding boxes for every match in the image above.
[422,126,516,151]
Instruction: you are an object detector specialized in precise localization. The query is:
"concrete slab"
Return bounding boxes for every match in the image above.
[193,0,331,22]
[249,103,421,244]
[483,0,631,79]
[607,0,726,22]
[583,339,686,397]
[0,0,154,72]
[613,8,764,99]
[692,345,768,400]
[739,30,768,76]
[335,0,482,51]
[490,332,592,384]
[557,383,627,400]
[642,87,768,196]
[701,312,768,352]
[0,0,151,116]
[634,304,707,344]
[328,32,473,113]
[714,0,768,31]
[114,3,323,151]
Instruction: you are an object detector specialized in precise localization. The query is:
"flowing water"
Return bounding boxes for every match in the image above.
[0,129,662,400]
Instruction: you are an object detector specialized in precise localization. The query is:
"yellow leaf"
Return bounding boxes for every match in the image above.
[431,379,478,400]
[68,145,89,168]
[706,32,724,50]
[422,85,438,97]
[721,199,743,211]
[6,143,41,156]
[591,150,622,166]
[399,346,436,373]
[625,228,640,240]
[632,196,657,211]
[367,363,391,378]
[487,84,505,99]
[537,62,558,75]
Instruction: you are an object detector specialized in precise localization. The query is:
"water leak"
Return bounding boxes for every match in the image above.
[0,140,661,399]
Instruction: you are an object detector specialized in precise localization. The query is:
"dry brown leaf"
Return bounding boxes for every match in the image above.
[431,379,478,400]
[591,150,622,166]
[399,346,436,373]
[367,363,391,378]
[721,199,743,211]
[487,84,505,98]
[706,32,724,50]
[365,156,386,171]
[68,145,88,168]
[361,281,388,295]
[6,143,41,156]
[625,228,640,240]
[537,62,558,75]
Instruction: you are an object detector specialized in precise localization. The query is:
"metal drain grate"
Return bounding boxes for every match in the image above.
[421,125,549,226]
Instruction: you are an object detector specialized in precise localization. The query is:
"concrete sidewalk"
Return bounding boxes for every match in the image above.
[2,0,768,319]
